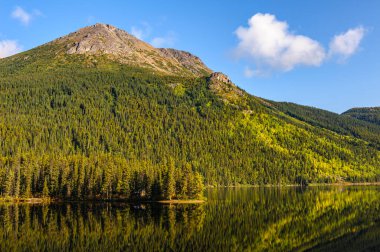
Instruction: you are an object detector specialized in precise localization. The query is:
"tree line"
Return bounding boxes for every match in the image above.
[0,153,204,200]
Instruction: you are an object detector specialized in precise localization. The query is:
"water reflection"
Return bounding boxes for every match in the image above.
[0,186,379,251]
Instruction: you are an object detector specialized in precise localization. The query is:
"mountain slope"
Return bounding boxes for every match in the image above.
[274,102,380,148]
[0,24,379,200]
[342,107,380,126]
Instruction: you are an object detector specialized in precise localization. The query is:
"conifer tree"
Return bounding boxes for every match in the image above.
[165,158,176,200]
[193,172,205,199]
[43,178,49,198]
[4,169,15,197]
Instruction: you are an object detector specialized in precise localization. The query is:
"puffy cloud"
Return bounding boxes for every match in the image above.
[235,13,326,72]
[235,13,366,76]
[329,27,365,59]
[0,40,22,58]
[11,6,32,25]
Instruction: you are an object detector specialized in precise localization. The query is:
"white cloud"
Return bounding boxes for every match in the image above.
[0,40,22,58]
[151,32,176,48]
[130,22,175,47]
[11,6,42,25]
[244,66,255,78]
[244,66,268,78]
[243,66,258,77]
[12,6,32,25]
[130,23,152,40]
[235,13,326,72]
[151,37,167,47]
[131,27,144,40]
[235,14,366,76]
[33,9,43,17]
[329,27,365,60]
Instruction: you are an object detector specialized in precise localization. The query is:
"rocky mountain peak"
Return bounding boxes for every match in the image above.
[93,23,117,30]
[47,23,212,77]
[59,23,152,55]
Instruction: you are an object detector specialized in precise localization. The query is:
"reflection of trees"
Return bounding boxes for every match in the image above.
[204,187,380,251]
[0,202,205,251]
[0,187,379,251]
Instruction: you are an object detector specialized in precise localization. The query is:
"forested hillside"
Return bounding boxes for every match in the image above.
[0,24,379,200]
[343,107,380,126]
[274,102,380,148]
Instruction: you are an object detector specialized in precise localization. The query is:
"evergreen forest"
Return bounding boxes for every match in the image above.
[0,30,379,201]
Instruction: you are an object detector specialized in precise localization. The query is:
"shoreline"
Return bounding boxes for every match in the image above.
[206,182,380,188]
[309,182,380,186]
[1,182,379,204]
[157,199,205,204]
[0,197,52,204]
[0,197,206,205]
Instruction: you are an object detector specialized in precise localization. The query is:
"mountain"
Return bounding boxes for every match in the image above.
[0,23,211,78]
[274,102,380,148]
[0,24,379,200]
[342,107,380,126]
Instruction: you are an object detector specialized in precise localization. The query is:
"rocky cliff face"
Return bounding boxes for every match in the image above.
[208,72,247,106]
[50,23,211,77]
[209,72,233,84]
[159,48,212,75]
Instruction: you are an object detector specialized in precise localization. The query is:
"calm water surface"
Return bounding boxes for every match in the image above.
[0,186,379,251]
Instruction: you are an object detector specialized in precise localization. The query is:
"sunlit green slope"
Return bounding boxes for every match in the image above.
[274,102,380,148]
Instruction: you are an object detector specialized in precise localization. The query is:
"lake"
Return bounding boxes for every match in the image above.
[0,186,379,251]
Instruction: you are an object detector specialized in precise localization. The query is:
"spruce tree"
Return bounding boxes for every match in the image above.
[165,158,176,200]
[43,179,49,198]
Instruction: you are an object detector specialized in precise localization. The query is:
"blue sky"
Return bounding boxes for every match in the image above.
[0,0,379,113]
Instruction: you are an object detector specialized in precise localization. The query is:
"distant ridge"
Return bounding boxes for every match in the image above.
[343,107,380,126]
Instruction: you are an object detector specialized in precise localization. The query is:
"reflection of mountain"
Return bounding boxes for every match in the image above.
[0,187,379,251]
[204,187,380,251]
[310,224,380,252]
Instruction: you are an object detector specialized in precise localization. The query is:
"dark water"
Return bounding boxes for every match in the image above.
[1,186,379,252]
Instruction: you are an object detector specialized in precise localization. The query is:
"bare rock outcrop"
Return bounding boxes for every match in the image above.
[208,72,246,106]
[51,23,211,77]
[159,48,212,75]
